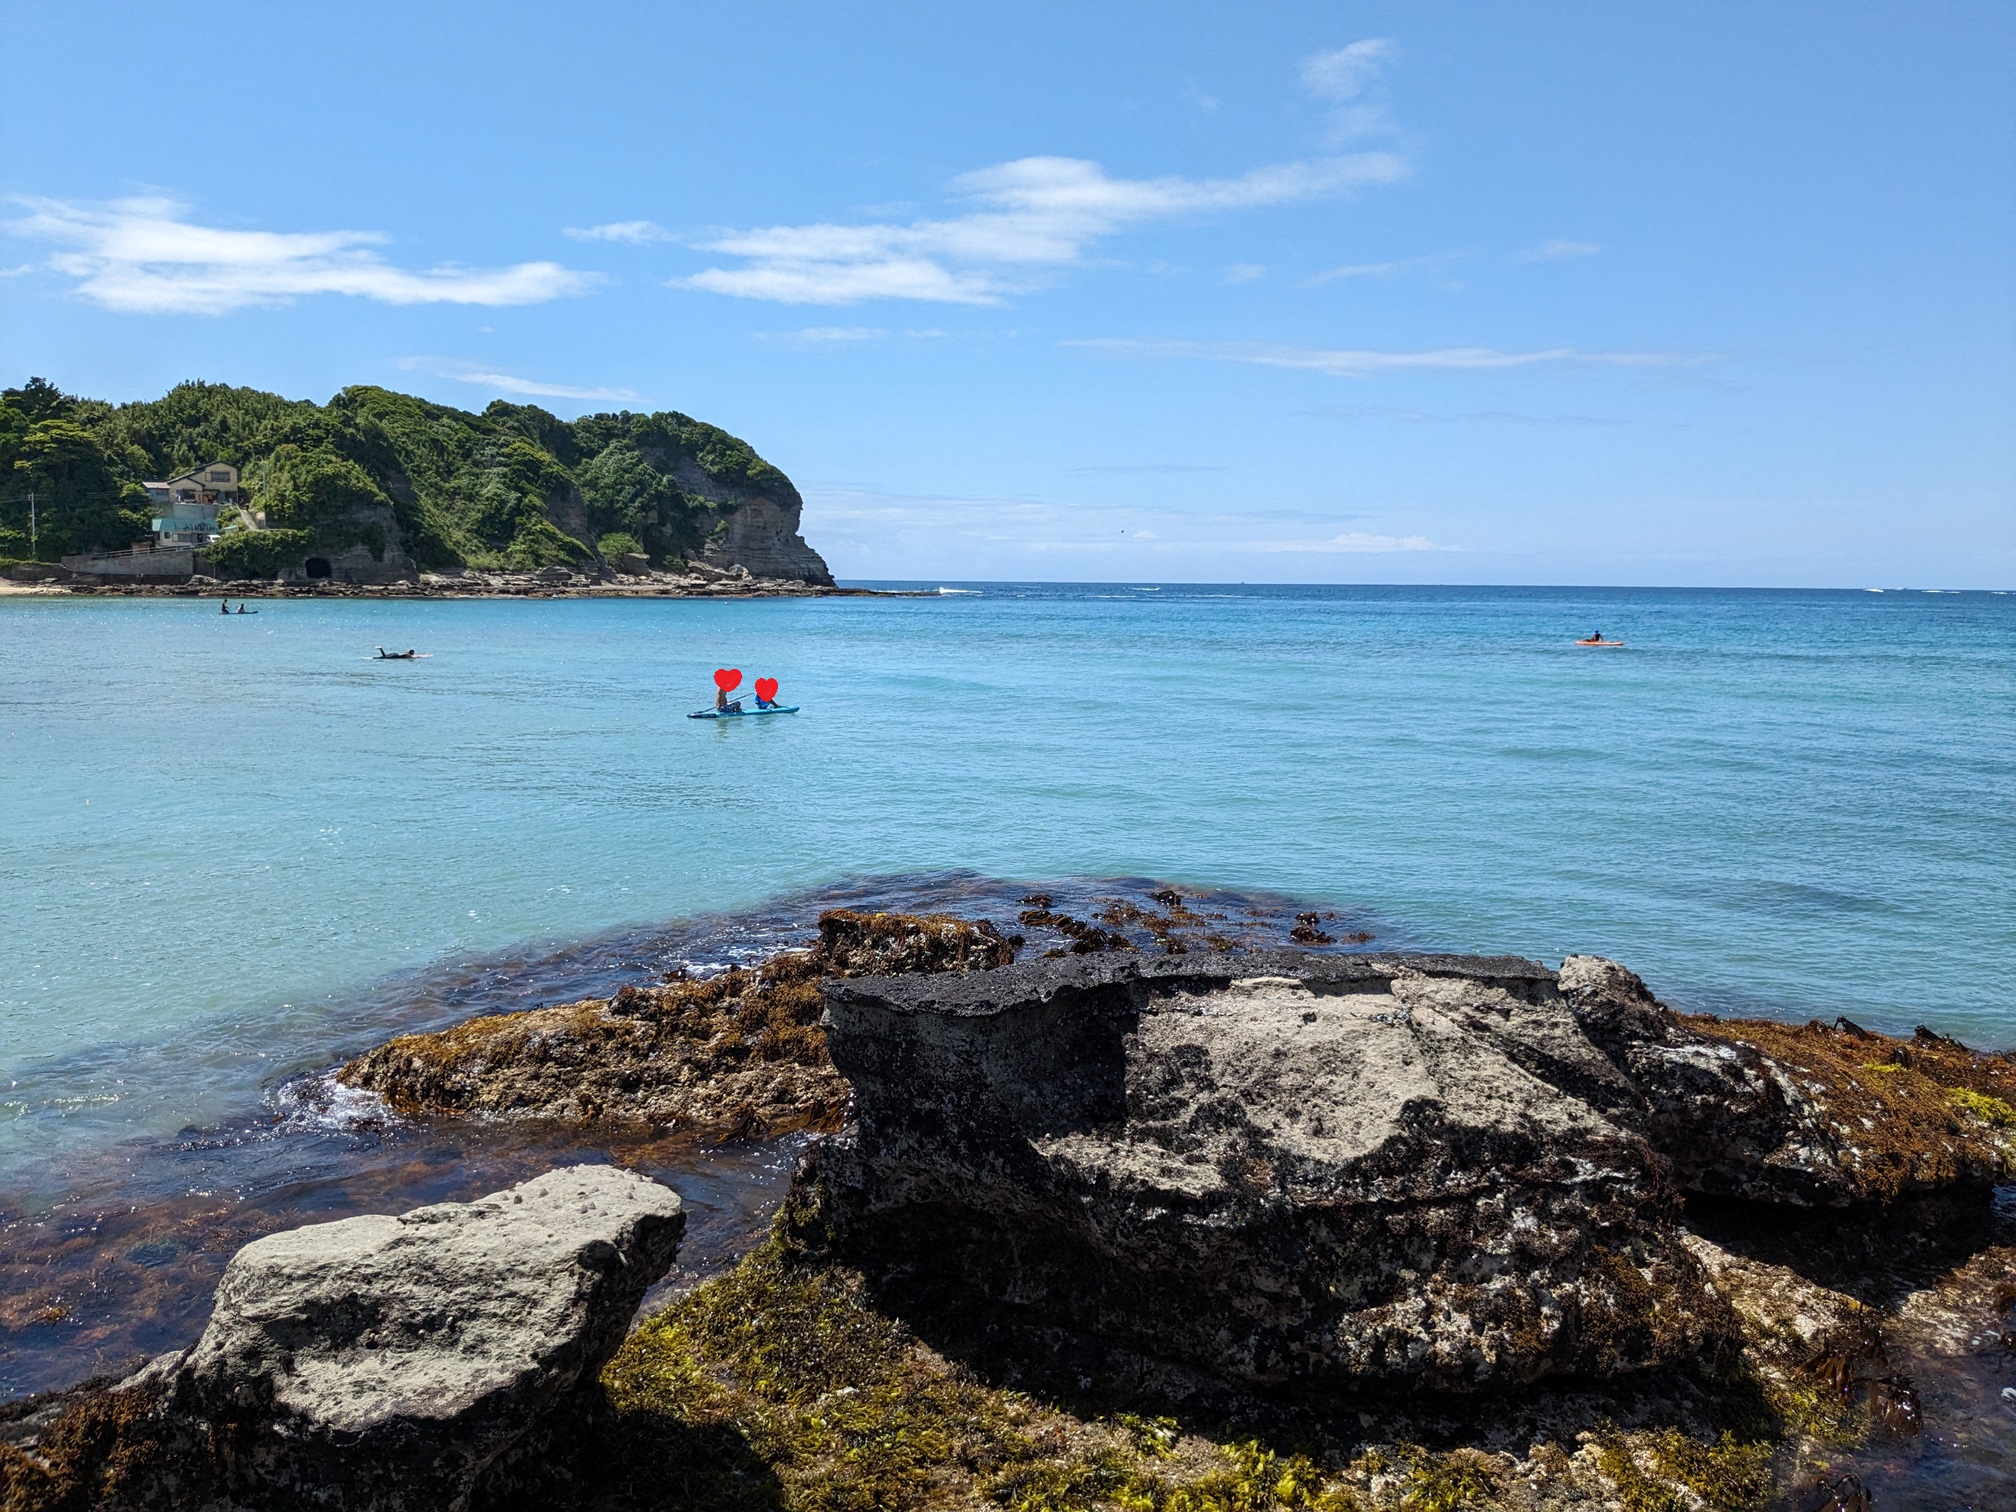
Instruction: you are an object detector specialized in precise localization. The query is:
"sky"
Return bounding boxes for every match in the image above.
[3,1,2012,586]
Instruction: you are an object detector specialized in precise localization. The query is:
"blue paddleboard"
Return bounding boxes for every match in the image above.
[688,704,800,719]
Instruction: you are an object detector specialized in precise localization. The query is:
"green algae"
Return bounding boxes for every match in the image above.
[1393,1445,1499,1512]
[595,1214,1535,1512]
[1949,1086,2016,1128]
[1589,1427,1775,1512]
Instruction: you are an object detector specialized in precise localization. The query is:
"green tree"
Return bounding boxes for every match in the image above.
[4,415,144,559]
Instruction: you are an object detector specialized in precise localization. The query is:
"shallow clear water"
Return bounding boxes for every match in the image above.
[4,584,2013,1174]
[0,873,1336,1397]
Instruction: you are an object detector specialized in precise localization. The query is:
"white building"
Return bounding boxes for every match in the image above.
[146,462,241,545]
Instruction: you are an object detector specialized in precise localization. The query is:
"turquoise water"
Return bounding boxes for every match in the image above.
[4,585,2014,1177]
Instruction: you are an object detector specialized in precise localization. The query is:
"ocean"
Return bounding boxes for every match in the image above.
[2,582,2013,1395]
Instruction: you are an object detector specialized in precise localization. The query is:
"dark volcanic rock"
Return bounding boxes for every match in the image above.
[814,950,1733,1393]
[2,1167,685,1511]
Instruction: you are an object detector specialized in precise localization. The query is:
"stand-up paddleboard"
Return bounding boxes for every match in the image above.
[1574,639,1625,648]
[689,704,799,719]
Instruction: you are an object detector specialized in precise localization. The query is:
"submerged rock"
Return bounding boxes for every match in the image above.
[337,908,1016,1135]
[1,1166,683,1511]
[811,949,2016,1394]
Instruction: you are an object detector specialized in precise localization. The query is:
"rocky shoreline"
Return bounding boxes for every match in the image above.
[0,566,885,600]
[6,904,2014,1510]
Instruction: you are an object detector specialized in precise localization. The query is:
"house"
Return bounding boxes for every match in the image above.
[145,462,242,545]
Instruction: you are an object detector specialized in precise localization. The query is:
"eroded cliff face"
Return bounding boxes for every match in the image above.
[651,449,833,585]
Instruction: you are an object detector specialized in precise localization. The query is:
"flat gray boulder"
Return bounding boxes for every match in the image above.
[149,1164,683,1509]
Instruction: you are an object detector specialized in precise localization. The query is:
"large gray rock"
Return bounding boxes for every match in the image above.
[814,952,1736,1394]
[147,1164,683,1510]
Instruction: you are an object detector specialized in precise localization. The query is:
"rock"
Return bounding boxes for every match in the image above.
[337,908,1017,1133]
[812,950,2016,1395]
[615,551,651,575]
[134,1165,682,1510]
[533,564,574,583]
[811,907,1018,975]
[1562,955,2016,1205]
[813,950,1735,1393]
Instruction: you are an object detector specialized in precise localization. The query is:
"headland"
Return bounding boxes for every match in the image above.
[0,377,838,592]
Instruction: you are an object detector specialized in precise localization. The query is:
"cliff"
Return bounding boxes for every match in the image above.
[0,377,832,585]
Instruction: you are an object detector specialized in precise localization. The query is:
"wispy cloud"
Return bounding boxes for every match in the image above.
[678,149,1408,306]
[1225,262,1267,284]
[1299,39,1394,101]
[1518,238,1601,261]
[1307,252,1454,283]
[7,196,601,316]
[1074,338,1710,378]
[1299,39,1399,143]
[754,325,890,344]
[402,357,638,402]
[1069,463,1226,475]
[805,484,1445,565]
[1248,531,1454,554]
[1310,404,1626,427]
[564,220,676,244]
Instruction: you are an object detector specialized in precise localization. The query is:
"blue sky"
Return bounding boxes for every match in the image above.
[4,2,2011,586]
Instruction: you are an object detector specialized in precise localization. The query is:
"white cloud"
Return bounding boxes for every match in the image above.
[1074,338,1710,378]
[1299,40,1399,143]
[804,484,1447,567]
[564,220,675,244]
[1308,252,1454,283]
[1519,239,1601,261]
[1251,531,1454,554]
[798,325,886,341]
[677,150,1408,306]
[1299,40,1395,101]
[403,357,638,402]
[1311,404,1626,427]
[1225,262,1267,284]
[755,325,890,343]
[7,196,601,315]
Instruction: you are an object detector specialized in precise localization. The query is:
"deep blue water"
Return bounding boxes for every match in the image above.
[3,583,2013,1177]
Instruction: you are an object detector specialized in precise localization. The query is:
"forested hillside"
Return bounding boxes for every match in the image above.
[0,378,822,580]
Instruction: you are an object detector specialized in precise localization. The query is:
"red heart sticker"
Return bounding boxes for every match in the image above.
[713,667,742,692]
[755,677,779,701]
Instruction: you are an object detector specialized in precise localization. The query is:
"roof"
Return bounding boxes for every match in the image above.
[160,461,238,488]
